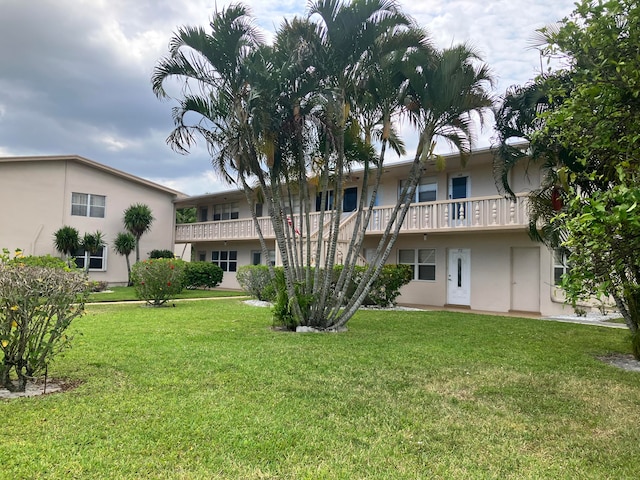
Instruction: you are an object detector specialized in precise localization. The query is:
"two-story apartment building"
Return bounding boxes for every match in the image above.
[174,147,570,317]
[0,155,186,285]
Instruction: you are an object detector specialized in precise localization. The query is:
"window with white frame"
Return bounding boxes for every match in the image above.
[553,250,570,285]
[251,249,276,266]
[398,178,437,203]
[71,193,106,218]
[399,248,436,281]
[74,246,106,271]
[213,203,239,221]
[212,250,237,272]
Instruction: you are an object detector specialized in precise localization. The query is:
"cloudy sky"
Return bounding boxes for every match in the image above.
[0,0,575,195]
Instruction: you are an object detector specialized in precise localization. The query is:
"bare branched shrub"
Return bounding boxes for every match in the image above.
[0,264,89,392]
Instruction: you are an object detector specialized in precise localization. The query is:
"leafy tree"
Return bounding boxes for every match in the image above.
[123,203,154,263]
[53,225,80,267]
[493,0,640,358]
[113,232,136,286]
[152,1,494,330]
[176,207,196,224]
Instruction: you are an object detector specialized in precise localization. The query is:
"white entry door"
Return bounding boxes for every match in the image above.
[447,248,471,306]
[511,247,540,312]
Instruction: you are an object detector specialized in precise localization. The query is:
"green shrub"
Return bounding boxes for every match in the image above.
[131,258,186,306]
[1,248,69,270]
[0,264,89,392]
[8,254,69,270]
[272,268,314,330]
[87,281,109,292]
[236,265,276,301]
[183,262,223,289]
[149,249,175,259]
[331,264,412,307]
[364,264,413,307]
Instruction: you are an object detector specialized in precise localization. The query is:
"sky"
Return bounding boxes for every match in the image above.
[0,0,576,196]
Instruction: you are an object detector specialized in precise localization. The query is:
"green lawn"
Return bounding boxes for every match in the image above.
[88,285,246,302]
[2,300,639,479]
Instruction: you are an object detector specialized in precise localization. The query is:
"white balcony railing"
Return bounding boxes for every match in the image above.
[356,193,529,236]
[175,194,530,243]
[175,211,328,243]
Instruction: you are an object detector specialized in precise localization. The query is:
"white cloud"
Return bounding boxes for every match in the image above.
[150,170,230,196]
[0,0,578,196]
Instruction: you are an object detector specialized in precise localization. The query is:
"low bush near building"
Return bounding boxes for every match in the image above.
[0,264,89,392]
[149,249,175,259]
[236,265,276,301]
[131,258,186,306]
[182,262,224,289]
[1,248,69,270]
[362,264,413,307]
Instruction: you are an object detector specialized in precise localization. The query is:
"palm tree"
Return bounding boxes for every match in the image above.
[152,1,495,330]
[53,226,80,267]
[81,231,106,272]
[113,232,136,286]
[123,204,154,263]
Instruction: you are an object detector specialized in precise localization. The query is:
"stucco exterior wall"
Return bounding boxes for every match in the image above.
[390,231,570,316]
[0,157,180,285]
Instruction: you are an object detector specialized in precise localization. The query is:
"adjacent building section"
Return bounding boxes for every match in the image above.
[0,155,186,285]
[174,147,570,317]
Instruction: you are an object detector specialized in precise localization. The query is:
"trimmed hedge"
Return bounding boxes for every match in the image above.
[183,262,223,289]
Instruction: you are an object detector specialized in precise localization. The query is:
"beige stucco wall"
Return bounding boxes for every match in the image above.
[0,158,178,285]
[389,231,570,316]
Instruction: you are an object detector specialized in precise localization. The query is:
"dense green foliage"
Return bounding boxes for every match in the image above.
[1,300,638,477]
[176,207,196,224]
[130,258,186,306]
[182,262,224,289]
[0,264,88,392]
[2,250,68,270]
[52,226,80,266]
[493,0,640,358]
[356,264,413,307]
[148,249,175,259]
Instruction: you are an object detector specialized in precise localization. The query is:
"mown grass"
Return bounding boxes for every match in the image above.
[88,286,246,302]
[1,300,639,479]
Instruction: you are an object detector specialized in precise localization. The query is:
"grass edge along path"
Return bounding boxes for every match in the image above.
[88,285,246,303]
[1,299,639,479]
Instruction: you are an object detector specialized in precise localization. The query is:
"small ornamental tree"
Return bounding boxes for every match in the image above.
[113,232,136,286]
[131,258,186,306]
[0,263,89,392]
[53,226,80,267]
[123,204,154,263]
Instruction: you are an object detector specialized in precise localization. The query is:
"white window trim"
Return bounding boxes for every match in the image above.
[553,250,569,285]
[71,192,106,218]
[398,178,438,203]
[399,248,436,281]
[75,246,107,272]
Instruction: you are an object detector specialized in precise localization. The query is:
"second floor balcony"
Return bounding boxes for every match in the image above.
[175,194,530,243]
